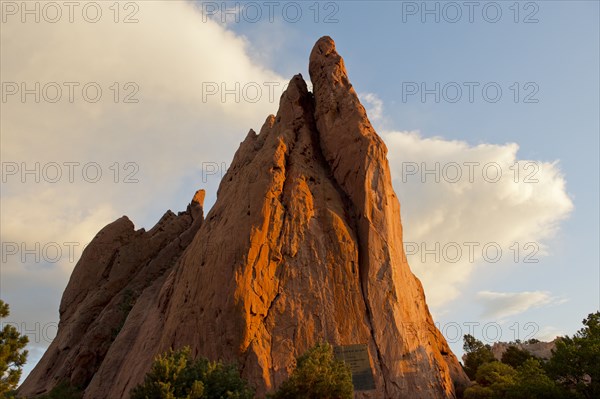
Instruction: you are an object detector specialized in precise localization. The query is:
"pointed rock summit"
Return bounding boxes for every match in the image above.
[19,37,469,398]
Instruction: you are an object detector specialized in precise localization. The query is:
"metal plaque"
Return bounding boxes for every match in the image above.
[333,344,376,391]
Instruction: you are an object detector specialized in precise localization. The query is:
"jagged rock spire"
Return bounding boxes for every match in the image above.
[19,38,469,399]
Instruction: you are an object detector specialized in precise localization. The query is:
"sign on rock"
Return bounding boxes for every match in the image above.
[333,344,376,391]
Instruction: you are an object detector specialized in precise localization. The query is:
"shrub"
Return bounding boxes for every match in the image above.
[270,343,353,399]
[130,346,254,399]
[34,381,83,399]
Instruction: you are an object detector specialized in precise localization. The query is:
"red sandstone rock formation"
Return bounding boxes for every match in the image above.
[19,37,469,399]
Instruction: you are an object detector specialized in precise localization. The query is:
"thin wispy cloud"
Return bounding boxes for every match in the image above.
[477,290,568,320]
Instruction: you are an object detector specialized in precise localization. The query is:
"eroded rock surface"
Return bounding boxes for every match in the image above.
[19,37,469,399]
[17,194,204,397]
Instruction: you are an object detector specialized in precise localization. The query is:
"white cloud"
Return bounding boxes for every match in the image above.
[1,1,287,376]
[476,290,567,320]
[360,93,384,123]
[382,130,574,310]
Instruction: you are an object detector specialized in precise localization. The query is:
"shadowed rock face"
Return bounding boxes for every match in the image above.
[19,37,469,399]
[17,191,205,397]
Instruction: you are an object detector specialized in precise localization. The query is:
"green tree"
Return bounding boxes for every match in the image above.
[501,345,533,369]
[506,358,564,399]
[546,311,600,399]
[0,300,29,396]
[463,384,494,399]
[271,343,353,399]
[130,346,254,399]
[476,361,517,395]
[463,334,496,380]
[463,361,517,399]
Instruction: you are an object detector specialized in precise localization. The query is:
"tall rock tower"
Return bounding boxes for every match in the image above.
[19,37,469,399]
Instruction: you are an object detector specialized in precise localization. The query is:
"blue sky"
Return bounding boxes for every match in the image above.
[1,0,598,381]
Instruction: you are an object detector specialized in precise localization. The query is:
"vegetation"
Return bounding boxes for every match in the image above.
[462,311,600,399]
[509,358,564,399]
[130,342,354,399]
[0,300,29,396]
[270,342,353,399]
[2,296,596,399]
[129,346,254,399]
[462,334,495,380]
[500,345,533,369]
[34,381,83,399]
[464,361,516,399]
[546,312,600,399]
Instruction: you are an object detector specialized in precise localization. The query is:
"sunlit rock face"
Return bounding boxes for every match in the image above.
[19,37,469,399]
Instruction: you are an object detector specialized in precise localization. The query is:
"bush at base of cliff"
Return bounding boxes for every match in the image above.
[33,381,83,399]
[270,343,353,399]
[129,346,254,399]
